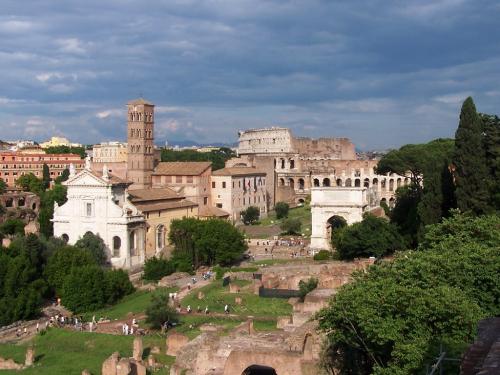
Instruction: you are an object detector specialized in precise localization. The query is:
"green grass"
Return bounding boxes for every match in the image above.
[0,329,173,375]
[253,319,278,331]
[82,287,177,321]
[249,258,309,267]
[248,204,312,238]
[180,280,292,317]
[173,315,244,339]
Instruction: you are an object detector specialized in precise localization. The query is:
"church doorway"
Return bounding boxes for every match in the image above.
[242,365,277,375]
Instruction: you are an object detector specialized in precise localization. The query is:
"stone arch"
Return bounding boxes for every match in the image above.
[363,178,370,188]
[380,197,387,206]
[112,236,121,257]
[280,159,285,169]
[345,178,352,187]
[372,178,378,188]
[298,198,305,204]
[354,178,361,187]
[327,215,347,242]
[32,202,37,210]
[129,231,137,256]
[302,333,315,361]
[298,178,305,190]
[313,178,320,187]
[380,178,386,190]
[5,197,13,207]
[289,159,295,169]
[389,179,395,191]
[156,225,165,252]
[288,178,295,189]
[322,178,330,187]
[404,177,410,185]
[279,178,285,187]
[242,365,277,375]
[389,197,395,208]
[397,178,402,188]
[61,234,69,243]
[336,178,342,187]
[18,197,25,207]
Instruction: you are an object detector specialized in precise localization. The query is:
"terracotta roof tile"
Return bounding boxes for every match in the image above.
[128,187,180,202]
[134,199,198,212]
[153,161,212,176]
[212,167,266,177]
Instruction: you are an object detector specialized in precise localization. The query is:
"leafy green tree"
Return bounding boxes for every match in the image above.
[481,113,500,211]
[42,164,50,189]
[0,219,25,236]
[143,257,175,281]
[104,269,134,304]
[54,168,70,184]
[61,265,107,313]
[38,184,67,237]
[44,145,86,159]
[75,232,108,265]
[452,97,491,215]
[160,147,235,171]
[0,178,6,195]
[195,219,247,266]
[333,215,405,260]
[275,202,289,219]
[280,217,302,235]
[145,292,179,329]
[313,250,331,261]
[298,277,318,302]
[241,206,260,225]
[169,217,202,269]
[15,173,44,195]
[45,245,97,293]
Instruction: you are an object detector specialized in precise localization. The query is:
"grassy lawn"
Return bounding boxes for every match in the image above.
[0,329,174,375]
[82,287,177,321]
[242,204,312,239]
[249,258,310,267]
[180,280,292,317]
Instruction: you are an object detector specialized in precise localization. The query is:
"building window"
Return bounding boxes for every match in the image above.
[222,181,226,188]
[156,225,165,252]
[129,231,136,256]
[204,197,208,205]
[216,203,223,208]
[86,202,93,217]
[113,236,121,257]
[176,176,182,183]
[187,176,193,183]
[61,234,69,243]
[212,181,216,188]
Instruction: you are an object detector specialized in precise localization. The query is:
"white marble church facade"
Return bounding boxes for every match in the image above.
[52,163,146,269]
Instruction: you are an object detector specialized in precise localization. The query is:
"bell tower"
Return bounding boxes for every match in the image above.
[126,98,155,190]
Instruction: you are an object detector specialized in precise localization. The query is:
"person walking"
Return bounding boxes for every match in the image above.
[224,304,229,314]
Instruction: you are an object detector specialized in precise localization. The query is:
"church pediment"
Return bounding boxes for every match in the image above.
[65,169,108,187]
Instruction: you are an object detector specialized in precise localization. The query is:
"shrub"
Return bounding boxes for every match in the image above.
[241,206,260,225]
[75,232,108,265]
[145,292,179,329]
[275,202,289,219]
[0,219,25,236]
[280,218,302,235]
[143,257,175,281]
[313,250,331,261]
[298,277,318,302]
[104,269,135,304]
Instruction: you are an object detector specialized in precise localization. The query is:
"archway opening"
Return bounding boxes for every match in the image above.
[279,178,285,187]
[323,178,330,187]
[298,178,305,190]
[327,215,347,243]
[288,178,295,189]
[354,178,361,187]
[363,178,370,188]
[336,179,342,187]
[242,365,277,375]
[313,178,320,187]
[156,225,165,252]
[345,178,352,187]
[61,234,69,243]
[113,236,121,257]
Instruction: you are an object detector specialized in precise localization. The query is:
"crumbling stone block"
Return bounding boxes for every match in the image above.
[166,332,189,356]
[132,337,143,361]
[25,347,35,366]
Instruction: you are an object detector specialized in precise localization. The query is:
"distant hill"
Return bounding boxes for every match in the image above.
[157,138,236,148]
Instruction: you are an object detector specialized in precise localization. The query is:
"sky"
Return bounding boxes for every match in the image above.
[0,0,499,150]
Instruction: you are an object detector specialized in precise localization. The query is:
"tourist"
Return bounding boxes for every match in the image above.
[204,306,209,315]
[130,327,134,335]
[23,327,27,335]
[224,304,229,314]
[187,305,192,313]
[92,315,96,324]
[36,322,39,333]
[197,306,201,313]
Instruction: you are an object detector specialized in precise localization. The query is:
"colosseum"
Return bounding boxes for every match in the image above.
[229,127,408,208]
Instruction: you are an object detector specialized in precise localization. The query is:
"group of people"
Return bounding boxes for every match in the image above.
[121,318,138,335]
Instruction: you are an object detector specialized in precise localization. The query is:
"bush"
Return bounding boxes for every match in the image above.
[280,218,302,235]
[0,219,25,236]
[145,292,179,329]
[333,214,405,260]
[298,277,318,302]
[104,269,134,304]
[143,257,175,281]
[75,232,108,265]
[313,250,331,261]
[275,202,289,219]
[241,206,260,225]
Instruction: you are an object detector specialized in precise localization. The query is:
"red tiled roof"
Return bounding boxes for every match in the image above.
[153,162,212,176]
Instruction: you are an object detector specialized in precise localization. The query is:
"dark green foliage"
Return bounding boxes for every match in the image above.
[54,168,70,184]
[44,246,97,294]
[0,178,6,194]
[327,215,347,242]
[143,257,175,281]
[280,217,302,235]
[453,97,491,215]
[75,232,108,265]
[39,183,67,237]
[318,213,500,374]
[169,218,248,269]
[481,113,500,211]
[104,269,135,304]
[160,147,235,171]
[333,215,405,260]
[378,138,456,246]
[42,164,50,189]
[0,218,25,236]
[298,277,318,302]
[313,250,331,261]
[15,173,44,195]
[44,145,86,159]
[241,206,260,225]
[275,202,289,219]
[145,292,179,329]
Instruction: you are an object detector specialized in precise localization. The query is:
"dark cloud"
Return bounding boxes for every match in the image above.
[0,0,499,149]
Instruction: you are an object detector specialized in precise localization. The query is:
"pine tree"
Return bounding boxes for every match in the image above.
[452,97,491,215]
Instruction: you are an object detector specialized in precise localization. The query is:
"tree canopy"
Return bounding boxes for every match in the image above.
[44,145,86,159]
[275,202,289,219]
[160,147,235,171]
[241,206,260,225]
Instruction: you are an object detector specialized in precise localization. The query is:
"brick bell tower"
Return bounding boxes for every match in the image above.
[126,98,155,190]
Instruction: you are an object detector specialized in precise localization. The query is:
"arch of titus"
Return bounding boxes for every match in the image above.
[310,186,379,251]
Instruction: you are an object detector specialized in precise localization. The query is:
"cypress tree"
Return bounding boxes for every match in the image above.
[452,97,490,215]
[42,164,50,190]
